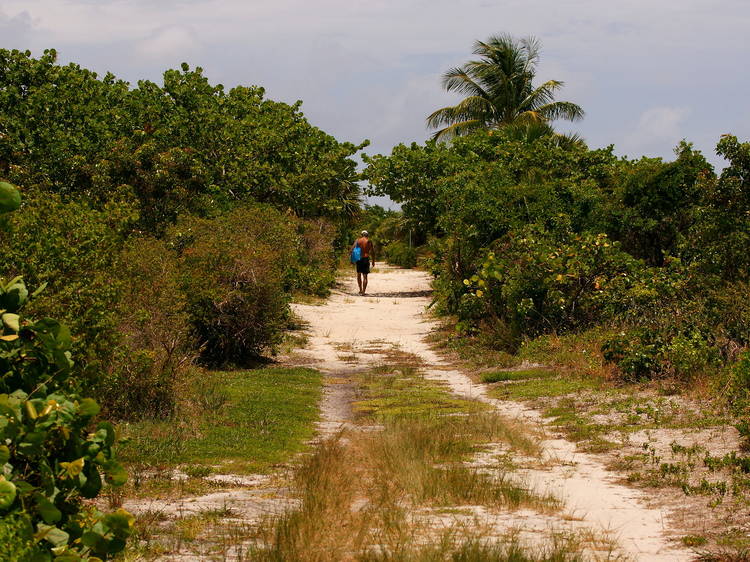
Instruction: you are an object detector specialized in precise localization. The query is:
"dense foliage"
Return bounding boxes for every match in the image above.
[0,48,365,417]
[0,184,132,560]
[0,49,365,231]
[365,127,750,387]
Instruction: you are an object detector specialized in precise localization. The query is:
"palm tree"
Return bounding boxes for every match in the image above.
[427,34,584,141]
[502,122,587,149]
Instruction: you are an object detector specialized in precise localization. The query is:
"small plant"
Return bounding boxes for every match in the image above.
[183,465,213,478]
[682,535,708,547]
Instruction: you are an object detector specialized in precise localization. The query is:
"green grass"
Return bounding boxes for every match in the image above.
[427,322,518,370]
[480,368,556,383]
[119,367,323,474]
[488,374,603,401]
[354,366,488,419]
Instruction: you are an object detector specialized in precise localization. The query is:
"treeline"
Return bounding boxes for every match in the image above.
[364,128,750,405]
[0,49,364,557]
[0,48,366,414]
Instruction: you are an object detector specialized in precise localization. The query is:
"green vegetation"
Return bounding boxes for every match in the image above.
[354,366,487,418]
[119,367,322,474]
[0,48,364,419]
[0,184,132,559]
[480,368,556,383]
[362,34,750,555]
[365,34,750,433]
[0,49,363,557]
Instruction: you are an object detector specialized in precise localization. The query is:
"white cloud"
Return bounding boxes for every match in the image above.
[622,106,690,159]
[134,25,201,61]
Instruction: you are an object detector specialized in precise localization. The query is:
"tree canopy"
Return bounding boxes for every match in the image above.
[426,34,584,141]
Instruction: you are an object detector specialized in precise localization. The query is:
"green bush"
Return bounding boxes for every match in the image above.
[173,205,293,365]
[0,49,364,232]
[102,237,194,420]
[602,325,718,382]
[0,191,136,391]
[465,229,643,348]
[0,183,132,559]
[285,218,337,296]
[721,353,750,445]
[383,241,417,268]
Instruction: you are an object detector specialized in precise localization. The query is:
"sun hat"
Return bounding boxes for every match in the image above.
[361,230,368,236]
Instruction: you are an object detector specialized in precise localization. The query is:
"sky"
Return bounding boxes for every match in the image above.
[2,0,749,203]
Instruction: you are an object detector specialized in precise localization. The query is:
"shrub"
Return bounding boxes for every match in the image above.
[173,205,293,365]
[721,353,750,445]
[0,191,136,391]
[602,326,718,382]
[465,228,643,347]
[601,328,666,382]
[285,218,337,296]
[101,237,194,420]
[0,183,132,559]
[383,241,417,268]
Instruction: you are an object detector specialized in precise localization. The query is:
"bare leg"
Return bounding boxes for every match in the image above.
[357,272,363,294]
[362,274,368,294]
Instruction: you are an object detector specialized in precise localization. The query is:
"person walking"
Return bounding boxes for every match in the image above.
[351,230,375,295]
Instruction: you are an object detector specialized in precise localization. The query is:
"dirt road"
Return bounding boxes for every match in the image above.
[291,265,692,561]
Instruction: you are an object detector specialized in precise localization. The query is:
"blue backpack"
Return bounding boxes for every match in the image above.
[350,243,362,263]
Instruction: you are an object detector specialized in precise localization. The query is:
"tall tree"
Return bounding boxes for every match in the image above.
[427,34,584,141]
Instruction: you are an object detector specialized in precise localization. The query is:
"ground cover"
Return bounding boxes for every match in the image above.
[433,321,749,558]
[249,363,593,561]
[118,366,323,475]
[114,365,323,559]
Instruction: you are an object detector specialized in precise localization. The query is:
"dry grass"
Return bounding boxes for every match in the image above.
[250,399,561,560]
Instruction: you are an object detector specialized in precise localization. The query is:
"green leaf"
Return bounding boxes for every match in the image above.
[0,181,21,214]
[96,421,116,447]
[36,524,69,547]
[35,493,62,523]
[30,282,48,298]
[60,457,85,478]
[103,509,134,538]
[0,444,9,464]
[81,530,107,553]
[19,431,47,456]
[78,398,100,418]
[0,478,17,509]
[104,461,128,487]
[79,464,102,498]
[1,313,20,332]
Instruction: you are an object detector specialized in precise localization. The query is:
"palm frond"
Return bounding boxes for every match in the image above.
[537,100,585,122]
[518,80,564,110]
[431,119,484,142]
[519,35,541,71]
[441,66,489,97]
[426,96,493,129]
[553,131,587,149]
[513,110,547,126]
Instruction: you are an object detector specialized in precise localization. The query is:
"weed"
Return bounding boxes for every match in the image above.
[480,368,556,383]
[683,535,709,547]
[183,465,213,478]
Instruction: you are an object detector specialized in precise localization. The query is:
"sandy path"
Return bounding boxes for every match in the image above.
[291,266,693,561]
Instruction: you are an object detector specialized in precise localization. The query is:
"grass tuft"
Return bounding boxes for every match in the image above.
[481,368,556,383]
